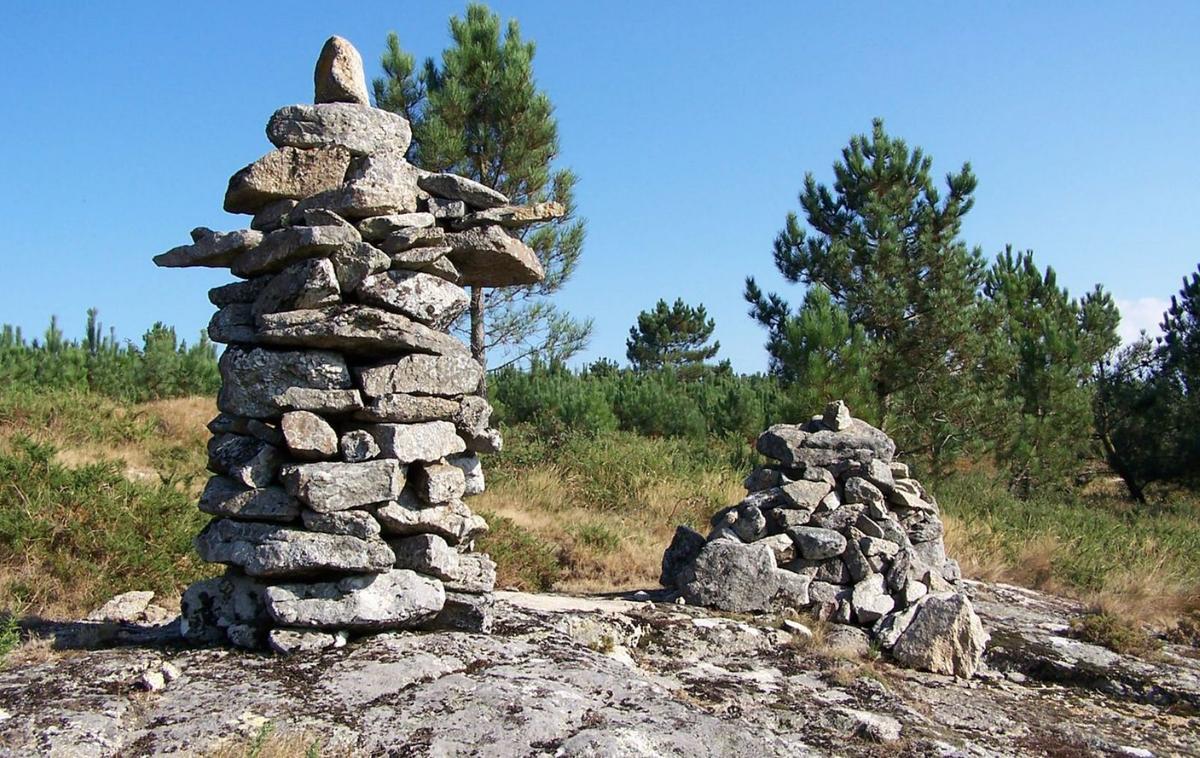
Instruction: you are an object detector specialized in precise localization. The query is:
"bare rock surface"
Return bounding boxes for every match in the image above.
[313,35,370,105]
[4,582,1198,756]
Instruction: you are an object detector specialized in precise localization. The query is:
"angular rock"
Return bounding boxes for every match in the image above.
[231,223,360,278]
[265,569,444,630]
[446,454,485,496]
[328,242,390,293]
[831,708,902,743]
[428,197,466,219]
[822,400,853,431]
[357,212,436,242]
[764,507,813,535]
[463,426,503,455]
[444,225,545,286]
[360,420,466,463]
[257,305,464,356]
[756,533,797,564]
[354,352,483,398]
[209,277,269,308]
[268,627,348,655]
[252,258,341,316]
[422,590,494,633]
[207,303,258,344]
[756,419,895,467]
[373,497,487,546]
[851,573,895,624]
[276,388,364,416]
[153,229,263,269]
[295,150,419,219]
[659,525,706,588]
[224,146,352,214]
[389,534,495,592]
[86,591,158,624]
[280,459,405,513]
[789,527,846,561]
[196,519,395,578]
[339,429,379,462]
[417,172,508,209]
[354,393,462,424]
[179,573,269,644]
[778,479,832,509]
[314,36,370,106]
[280,410,338,460]
[412,462,467,504]
[207,434,283,489]
[809,581,853,621]
[301,509,381,540]
[356,270,468,330]
[891,593,988,677]
[251,199,299,233]
[843,476,886,512]
[773,569,812,607]
[452,201,566,229]
[198,476,299,522]
[678,540,778,613]
[743,466,786,493]
[380,226,447,254]
[267,103,412,156]
[862,458,896,494]
[218,346,352,419]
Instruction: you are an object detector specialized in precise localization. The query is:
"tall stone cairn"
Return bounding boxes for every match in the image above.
[660,401,988,677]
[155,37,562,655]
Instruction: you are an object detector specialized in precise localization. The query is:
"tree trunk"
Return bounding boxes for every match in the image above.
[470,286,487,397]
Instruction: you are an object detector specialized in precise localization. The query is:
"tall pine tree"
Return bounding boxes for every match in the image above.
[373,5,589,387]
[626,298,721,377]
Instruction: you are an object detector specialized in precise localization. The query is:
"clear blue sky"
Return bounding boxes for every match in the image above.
[2,1,1197,372]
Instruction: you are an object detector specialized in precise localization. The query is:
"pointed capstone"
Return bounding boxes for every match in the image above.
[314,36,370,106]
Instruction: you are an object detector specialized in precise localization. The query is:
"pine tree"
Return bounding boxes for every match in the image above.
[626,298,721,377]
[373,4,590,388]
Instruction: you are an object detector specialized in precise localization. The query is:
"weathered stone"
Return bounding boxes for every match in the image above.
[428,197,466,219]
[207,434,283,489]
[297,151,420,219]
[231,224,360,278]
[195,519,395,578]
[756,533,796,564]
[280,459,405,513]
[678,540,778,613]
[423,590,494,633]
[446,454,484,496]
[314,36,370,106]
[218,346,352,419]
[326,242,390,294]
[809,581,853,621]
[257,304,465,357]
[86,591,158,624]
[862,458,896,494]
[851,573,895,624]
[179,573,269,644]
[279,411,338,461]
[452,201,566,229]
[276,387,364,416]
[360,421,466,463]
[788,527,846,560]
[778,479,832,509]
[731,504,767,542]
[389,534,495,592]
[891,593,988,677]
[268,627,348,655]
[198,476,299,522]
[831,707,902,743]
[357,212,436,241]
[756,419,895,467]
[354,393,462,423]
[843,477,886,512]
[251,199,299,233]
[339,429,379,462]
[356,270,469,329]
[889,461,911,479]
[772,569,812,608]
[444,226,545,286]
[207,303,258,344]
[764,506,813,535]
[463,427,503,455]
[301,509,381,540]
[412,462,467,504]
[209,277,269,308]
[380,226,447,254]
[207,415,284,446]
[417,172,509,209]
[824,625,873,657]
[743,466,785,493]
[373,497,487,545]
[455,396,493,435]
[154,229,263,269]
[225,146,352,214]
[889,479,938,512]
[822,400,853,431]
[842,528,872,582]
[266,569,444,631]
[660,525,706,587]
[354,352,483,398]
[252,258,341,316]
[267,103,412,156]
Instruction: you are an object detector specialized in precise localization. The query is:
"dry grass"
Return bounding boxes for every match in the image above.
[206,722,351,758]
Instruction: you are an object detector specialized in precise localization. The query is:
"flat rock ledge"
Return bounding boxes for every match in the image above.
[1,582,1197,757]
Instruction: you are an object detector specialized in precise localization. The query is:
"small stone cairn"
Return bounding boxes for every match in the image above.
[661,401,987,677]
[154,37,560,654]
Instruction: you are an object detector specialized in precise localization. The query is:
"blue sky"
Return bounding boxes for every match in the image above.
[1,1,1197,372]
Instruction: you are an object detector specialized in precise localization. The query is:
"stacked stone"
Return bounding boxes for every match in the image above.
[660,400,986,676]
[154,37,561,654]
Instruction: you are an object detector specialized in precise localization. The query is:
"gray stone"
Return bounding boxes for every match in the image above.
[356,270,469,329]
[809,502,866,533]
[809,582,853,622]
[354,393,461,423]
[179,573,269,644]
[843,476,886,511]
[463,427,503,455]
[455,395,493,436]
[218,346,353,419]
[276,387,364,416]
[327,242,391,294]
[206,434,283,489]
[339,429,380,462]
[207,303,258,344]
[373,497,487,546]
[267,103,412,156]
[230,223,360,278]
[198,476,299,522]
[788,527,846,560]
[822,400,853,431]
[428,197,467,218]
[195,519,395,578]
[452,201,566,229]
[444,225,545,286]
[862,458,896,494]
[756,419,895,467]
[390,534,496,592]
[772,569,812,608]
[268,627,348,655]
[889,478,937,511]
[831,707,902,742]
[889,461,911,479]
[755,533,797,564]
[354,352,483,398]
[265,569,444,631]
[357,212,436,241]
[361,420,466,463]
[842,529,872,582]
[314,36,370,106]
[279,410,338,461]
[731,503,767,542]
[380,226,447,254]
[280,459,404,513]
[778,479,832,509]
[251,199,299,233]
[860,535,900,559]
[891,593,988,678]
[412,462,467,504]
[825,625,873,657]
[224,146,352,214]
[301,509,381,540]
[764,507,813,535]
[86,591,158,623]
[446,454,484,496]
[257,304,465,357]
[153,228,263,269]
[743,466,785,493]
[209,277,268,308]
[851,573,895,624]
[659,525,706,588]
[678,540,778,613]
[423,591,494,633]
[299,150,419,219]
[207,415,284,446]
[251,258,341,316]
[909,516,945,544]
[417,172,509,209]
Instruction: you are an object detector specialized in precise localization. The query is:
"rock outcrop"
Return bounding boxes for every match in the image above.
[154,36,557,653]
[661,401,988,677]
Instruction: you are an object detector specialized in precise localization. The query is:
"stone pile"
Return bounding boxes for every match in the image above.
[154,36,560,654]
[660,401,987,677]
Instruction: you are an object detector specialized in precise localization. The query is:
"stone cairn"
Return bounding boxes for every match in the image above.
[660,401,987,677]
[154,37,561,654]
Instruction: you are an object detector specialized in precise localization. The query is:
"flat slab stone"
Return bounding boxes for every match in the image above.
[231,224,361,278]
[357,212,435,242]
[374,496,487,545]
[266,569,444,631]
[280,459,405,513]
[353,352,483,398]
[198,476,300,522]
[451,201,565,229]
[154,229,263,269]
[218,346,353,419]
[224,146,352,214]
[360,420,466,463]
[356,270,468,330]
[195,519,395,578]
[251,258,341,317]
[267,103,412,156]
[354,393,462,424]
[444,226,545,286]
[417,172,508,209]
[256,305,466,357]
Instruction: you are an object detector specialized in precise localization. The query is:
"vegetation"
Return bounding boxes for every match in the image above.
[374,3,591,379]
[626,298,723,377]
